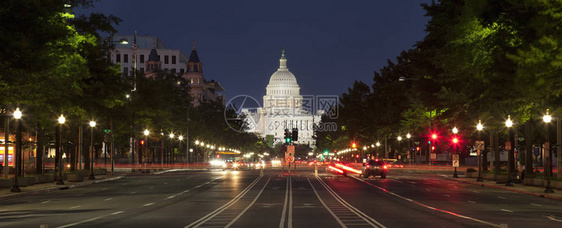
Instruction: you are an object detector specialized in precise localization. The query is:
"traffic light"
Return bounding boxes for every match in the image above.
[140,140,145,145]
[452,137,458,144]
[291,128,298,142]
[352,142,357,148]
[432,134,437,140]
[416,147,420,151]
[284,129,292,143]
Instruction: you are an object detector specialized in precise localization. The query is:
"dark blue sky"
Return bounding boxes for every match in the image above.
[77,0,432,103]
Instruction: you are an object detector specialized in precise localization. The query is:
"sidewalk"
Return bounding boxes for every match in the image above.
[0,174,125,201]
[451,176,562,201]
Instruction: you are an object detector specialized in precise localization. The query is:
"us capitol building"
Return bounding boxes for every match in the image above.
[243,50,322,147]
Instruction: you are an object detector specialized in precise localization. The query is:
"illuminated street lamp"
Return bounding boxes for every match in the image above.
[56,115,66,185]
[169,133,175,164]
[476,120,484,182]
[144,129,149,165]
[10,108,22,192]
[89,121,96,180]
[505,115,514,186]
[543,109,554,193]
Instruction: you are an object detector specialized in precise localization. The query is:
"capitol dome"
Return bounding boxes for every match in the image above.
[266,50,301,96]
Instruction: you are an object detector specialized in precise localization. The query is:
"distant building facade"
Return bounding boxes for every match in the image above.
[109,35,224,106]
[243,50,322,147]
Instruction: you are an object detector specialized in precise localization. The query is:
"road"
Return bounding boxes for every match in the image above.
[1,166,561,227]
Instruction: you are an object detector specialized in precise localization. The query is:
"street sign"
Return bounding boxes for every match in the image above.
[287,145,295,155]
[475,141,485,151]
[286,156,294,163]
[534,147,540,156]
[505,141,511,150]
[452,160,459,167]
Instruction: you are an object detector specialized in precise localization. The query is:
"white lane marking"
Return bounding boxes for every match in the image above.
[148,186,154,189]
[143,203,155,207]
[317,176,386,228]
[425,189,432,192]
[225,177,271,228]
[42,200,51,204]
[101,188,108,191]
[69,206,81,209]
[468,201,477,204]
[546,215,562,223]
[164,182,168,185]
[104,198,113,201]
[307,178,346,227]
[75,194,84,197]
[531,203,541,207]
[444,194,450,197]
[279,177,289,228]
[351,175,501,228]
[498,196,506,200]
[130,191,136,195]
[185,176,263,228]
[56,211,124,228]
[0,209,6,212]
[500,209,513,213]
[289,177,293,228]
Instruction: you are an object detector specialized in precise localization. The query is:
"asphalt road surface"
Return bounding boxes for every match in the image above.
[1,167,561,227]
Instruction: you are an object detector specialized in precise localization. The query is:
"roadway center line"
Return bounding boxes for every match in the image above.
[546,215,562,223]
[57,211,124,228]
[497,196,506,200]
[531,203,541,207]
[105,198,113,201]
[444,194,450,197]
[225,177,271,228]
[279,177,290,228]
[130,191,136,194]
[317,176,386,228]
[307,178,346,227]
[500,209,513,213]
[69,206,81,209]
[143,203,155,207]
[42,200,51,204]
[350,175,501,228]
[468,201,477,204]
[184,175,263,228]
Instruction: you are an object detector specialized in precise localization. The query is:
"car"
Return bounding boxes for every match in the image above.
[223,161,239,170]
[361,159,388,179]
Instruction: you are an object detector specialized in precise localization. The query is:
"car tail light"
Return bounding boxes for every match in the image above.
[383,165,387,169]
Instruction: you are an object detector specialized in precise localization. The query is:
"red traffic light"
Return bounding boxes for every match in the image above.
[432,134,437,139]
[416,147,420,151]
[452,137,459,144]
[431,146,435,150]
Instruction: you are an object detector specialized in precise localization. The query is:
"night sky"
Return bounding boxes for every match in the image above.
[76,0,432,104]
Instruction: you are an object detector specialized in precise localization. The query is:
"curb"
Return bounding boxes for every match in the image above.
[0,175,124,201]
[450,178,562,201]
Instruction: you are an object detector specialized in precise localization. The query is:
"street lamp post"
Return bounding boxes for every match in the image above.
[452,127,459,178]
[144,129,149,171]
[56,114,66,185]
[178,135,184,164]
[89,121,96,180]
[543,109,554,193]
[476,120,484,182]
[397,136,402,160]
[169,133,174,166]
[10,108,22,192]
[505,116,514,186]
[406,133,412,166]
